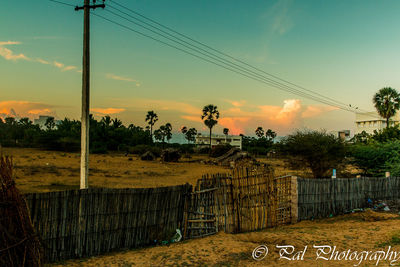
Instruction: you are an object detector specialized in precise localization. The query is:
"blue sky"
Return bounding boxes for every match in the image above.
[1,0,400,135]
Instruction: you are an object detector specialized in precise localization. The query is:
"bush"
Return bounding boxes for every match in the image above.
[210,144,232,158]
[278,129,346,178]
[349,141,400,177]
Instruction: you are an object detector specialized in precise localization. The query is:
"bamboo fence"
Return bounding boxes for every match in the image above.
[24,184,192,262]
[297,177,400,220]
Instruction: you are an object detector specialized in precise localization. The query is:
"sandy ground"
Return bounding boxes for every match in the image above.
[2,147,230,194]
[48,210,400,267]
[3,147,358,194]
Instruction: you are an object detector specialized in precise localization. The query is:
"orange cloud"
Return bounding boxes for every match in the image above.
[0,46,29,61]
[219,117,250,135]
[0,101,56,120]
[301,105,338,118]
[28,108,52,115]
[91,108,126,115]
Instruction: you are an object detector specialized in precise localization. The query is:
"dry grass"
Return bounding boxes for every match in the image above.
[3,148,361,194]
[3,148,230,194]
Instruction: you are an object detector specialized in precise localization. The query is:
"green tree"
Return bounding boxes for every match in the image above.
[223,128,229,135]
[279,129,346,178]
[164,123,172,143]
[154,123,172,145]
[201,104,219,152]
[350,141,400,177]
[265,129,277,141]
[45,117,55,130]
[145,111,158,141]
[255,127,264,138]
[186,128,197,144]
[373,87,400,128]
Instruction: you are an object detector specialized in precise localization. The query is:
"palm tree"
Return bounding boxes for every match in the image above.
[265,129,277,141]
[373,87,400,128]
[255,127,264,138]
[201,104,220,151]
[145,111,158,140]
[165,123,172,143]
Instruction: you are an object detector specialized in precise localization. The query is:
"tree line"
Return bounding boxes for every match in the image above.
[0,104,277,156]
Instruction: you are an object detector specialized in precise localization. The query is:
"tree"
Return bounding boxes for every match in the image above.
[201,104,220,151]
[181,126,188,135]
[164,123,172,143]
[223,128,229,135]
[265,129,277,141]
[350,141,400,177]
[255,127,264,138]
[145,111,158,140]
[186,128,197,144]
[223,128,229,143]
[45,117,55,130]
[373,87,400,128]
[154,123,172,145]
[279,129,346,178]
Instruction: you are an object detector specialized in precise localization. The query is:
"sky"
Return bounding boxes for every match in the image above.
[1,0,400,136]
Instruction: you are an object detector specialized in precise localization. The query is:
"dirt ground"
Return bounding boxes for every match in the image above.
[2,147,231,194]
[2,147,358,194]
[48,210,400,267]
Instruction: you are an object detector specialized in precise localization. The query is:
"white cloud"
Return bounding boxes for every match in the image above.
[0,41,29,61]
[106,73,141,86]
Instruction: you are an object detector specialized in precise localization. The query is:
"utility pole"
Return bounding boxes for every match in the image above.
[75,0,105,189]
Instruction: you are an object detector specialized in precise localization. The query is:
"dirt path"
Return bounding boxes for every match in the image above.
[51,211,400,267]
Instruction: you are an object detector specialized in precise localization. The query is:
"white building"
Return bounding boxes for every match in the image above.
[195,133,242,150]
[355,112,400,135]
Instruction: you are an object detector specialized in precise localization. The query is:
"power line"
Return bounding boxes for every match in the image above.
[49,0,75,7]
[108,0,358,111]
[92,12,364,113]
[50,0,381,118]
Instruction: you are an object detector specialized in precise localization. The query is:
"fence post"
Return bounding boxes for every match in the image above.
[290,176,298,223]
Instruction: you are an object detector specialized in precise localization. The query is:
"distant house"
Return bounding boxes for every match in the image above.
[195,133,242,150]
[34,115,61,130]
[355,112,400,135]
[329,130,351,142]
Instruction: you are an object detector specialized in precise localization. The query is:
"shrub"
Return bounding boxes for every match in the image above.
[278,129,346,178]
[349,141,400,177]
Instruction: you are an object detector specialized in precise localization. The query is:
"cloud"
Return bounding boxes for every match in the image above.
[0,41,29,61]
[0,40,78,73]
[107,97,339,135]
[62,65,77,72]
[36,58,50,65]
[263,0,294,35]
[0,101,56,120]
[91,108,126,115]
[216,99,332,135]
[0,41,21,46]
[219,117,250,135]
[53,61,64,69]
[225,99,246,107]
[106,73,141,86]
[301,105,338,118]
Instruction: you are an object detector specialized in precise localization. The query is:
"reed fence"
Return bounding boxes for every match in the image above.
[24,185,191,262]
[184,166,294,238]
[297,177,400,220]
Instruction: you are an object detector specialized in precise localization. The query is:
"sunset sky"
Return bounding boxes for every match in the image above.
[1,0,400,136]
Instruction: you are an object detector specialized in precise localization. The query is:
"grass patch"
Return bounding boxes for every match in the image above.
[377,232,400,247]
